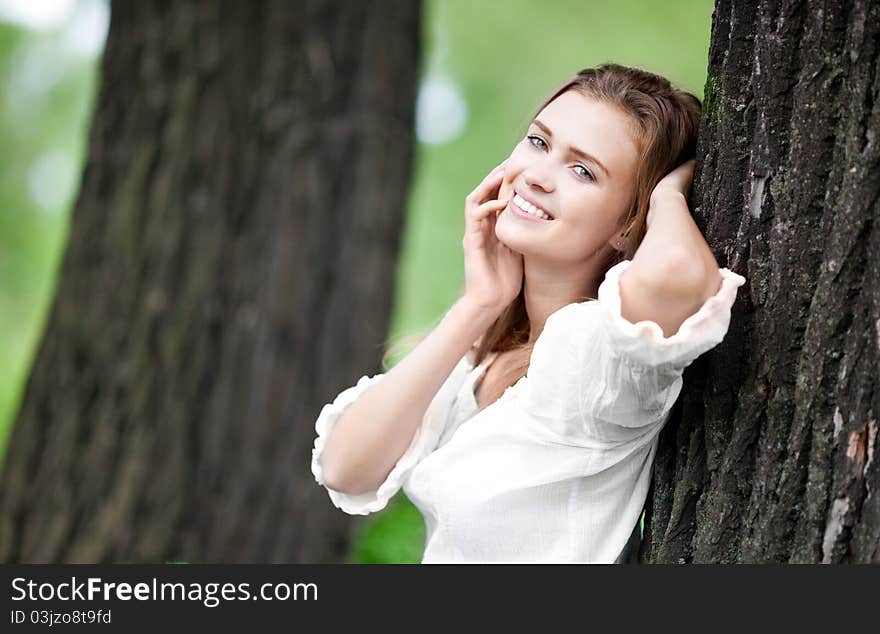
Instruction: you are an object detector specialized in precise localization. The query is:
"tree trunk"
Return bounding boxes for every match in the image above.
[0,0,420,563]
[642,0,879,563]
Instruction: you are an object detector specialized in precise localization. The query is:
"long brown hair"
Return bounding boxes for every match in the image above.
[383,63,703,405]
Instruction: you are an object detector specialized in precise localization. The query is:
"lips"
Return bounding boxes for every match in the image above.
[514,189,554,219]
[507,198,551,223]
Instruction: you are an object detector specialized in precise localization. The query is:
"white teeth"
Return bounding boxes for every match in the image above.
[513,193,552,220]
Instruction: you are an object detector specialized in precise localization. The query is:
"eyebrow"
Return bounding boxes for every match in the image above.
[531,119,610,178]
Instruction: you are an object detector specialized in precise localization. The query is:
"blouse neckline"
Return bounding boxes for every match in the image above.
[460,298,594,413]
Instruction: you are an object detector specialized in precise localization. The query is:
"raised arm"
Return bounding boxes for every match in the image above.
[618,160,723,338]
[321,162,522,496]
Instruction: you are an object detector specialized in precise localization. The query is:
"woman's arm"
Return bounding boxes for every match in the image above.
[320,296,498,495]
[619,161,723,338]
[322,161,520,496]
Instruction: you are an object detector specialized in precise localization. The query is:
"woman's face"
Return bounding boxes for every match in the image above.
[496,90,641,264]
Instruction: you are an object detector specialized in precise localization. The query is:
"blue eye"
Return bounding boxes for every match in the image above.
[527,134,594,182]
[573,165,594,181]
[527,135,547,150]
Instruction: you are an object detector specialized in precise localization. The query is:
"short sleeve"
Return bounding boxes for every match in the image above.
[311,355,472,515]
[522,259,746,430]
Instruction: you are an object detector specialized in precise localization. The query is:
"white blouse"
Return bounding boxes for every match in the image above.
[311,260,747,563]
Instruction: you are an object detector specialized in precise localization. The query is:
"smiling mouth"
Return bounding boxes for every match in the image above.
[511,193,554,221]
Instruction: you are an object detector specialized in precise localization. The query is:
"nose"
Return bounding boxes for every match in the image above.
[522,159,555,193]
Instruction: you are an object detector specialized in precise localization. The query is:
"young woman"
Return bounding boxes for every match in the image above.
[311,63,746,563]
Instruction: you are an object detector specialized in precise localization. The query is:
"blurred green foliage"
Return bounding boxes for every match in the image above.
[0,0,712,563]
[0,19,99,461]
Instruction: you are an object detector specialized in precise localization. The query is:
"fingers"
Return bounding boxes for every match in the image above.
[464,168,507,241]
[477,197,509,218]
[681,160,696,186]
[463,162,510,251]
[654,159,696,198]
[666,159,695,176]
[465,204,507,244]
[682,159,696,176]
[466,162,507,207]
[466,198,508,232]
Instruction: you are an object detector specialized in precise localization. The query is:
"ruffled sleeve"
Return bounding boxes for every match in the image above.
[311,354,472,515]
[597,260,747,369]
[522,259,746,432]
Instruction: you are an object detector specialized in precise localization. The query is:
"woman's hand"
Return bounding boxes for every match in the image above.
[461,161,524,314]
[651,158,696,201]
[648,159,696,227]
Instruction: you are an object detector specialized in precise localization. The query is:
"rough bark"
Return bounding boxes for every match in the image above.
[0,0,420,563]
[642,0,879,563]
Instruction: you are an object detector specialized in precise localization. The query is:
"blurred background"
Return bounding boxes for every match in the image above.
[0,0,713,563]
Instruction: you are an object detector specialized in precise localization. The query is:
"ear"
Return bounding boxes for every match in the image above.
[607,229,627,252]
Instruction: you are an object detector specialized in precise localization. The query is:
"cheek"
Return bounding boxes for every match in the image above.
[559,193,617,235]
[498,151,527,200]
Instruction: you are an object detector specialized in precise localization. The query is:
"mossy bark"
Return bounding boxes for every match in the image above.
[0,0,420,563]
[642,0,880,563]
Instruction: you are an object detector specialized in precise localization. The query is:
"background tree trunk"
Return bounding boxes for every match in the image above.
[0,0,420,563]
[642,0,879,563]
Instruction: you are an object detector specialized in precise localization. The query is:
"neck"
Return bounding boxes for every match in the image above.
[523,247,617,345]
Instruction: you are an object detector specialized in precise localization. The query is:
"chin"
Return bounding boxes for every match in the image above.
[494,209,540,256]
